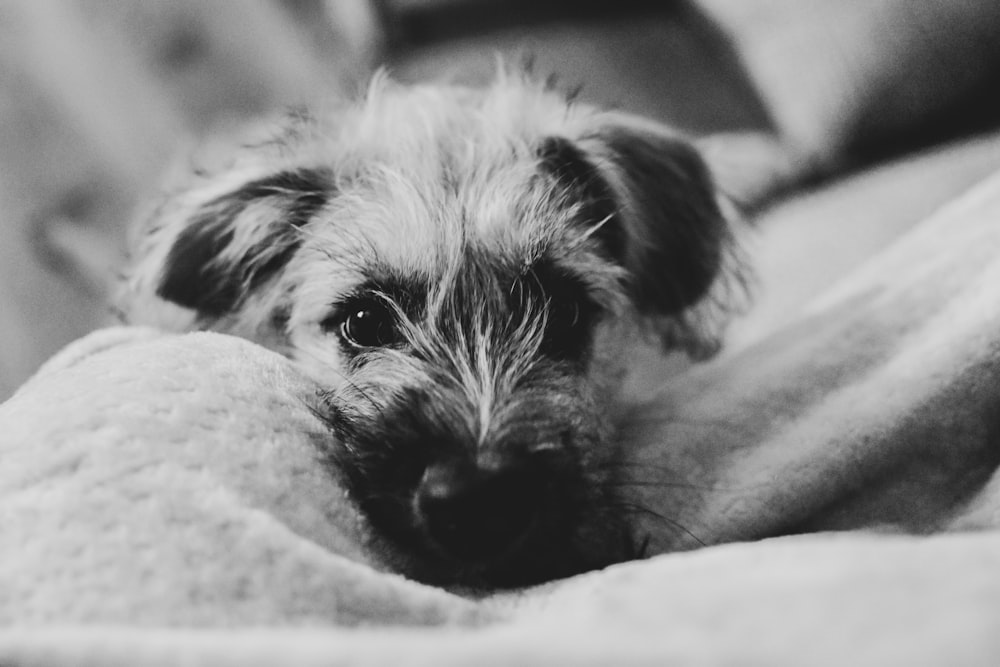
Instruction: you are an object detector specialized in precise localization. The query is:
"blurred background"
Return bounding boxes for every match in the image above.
[2,0,1000,399]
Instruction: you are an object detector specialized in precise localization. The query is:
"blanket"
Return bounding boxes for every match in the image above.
[2,163,1000,666]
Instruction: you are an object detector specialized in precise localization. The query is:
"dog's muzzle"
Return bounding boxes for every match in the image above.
[326,380,599,586]
[414,448,557,564]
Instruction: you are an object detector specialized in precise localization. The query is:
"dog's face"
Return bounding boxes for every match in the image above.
[121,73,737,587]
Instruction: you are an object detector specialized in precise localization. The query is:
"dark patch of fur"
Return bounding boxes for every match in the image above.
[597,125,727,314]
[537,136,624,261]
[538,129,728,317]
[524,258,600,364]
[158,168,334,316]
[158,214,236,315]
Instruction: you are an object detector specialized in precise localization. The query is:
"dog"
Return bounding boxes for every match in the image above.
[118,70,743,588]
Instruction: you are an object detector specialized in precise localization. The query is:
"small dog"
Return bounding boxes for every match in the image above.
[119,71,741,587]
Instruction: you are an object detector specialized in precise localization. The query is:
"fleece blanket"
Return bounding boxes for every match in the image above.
[3,162,1000,665]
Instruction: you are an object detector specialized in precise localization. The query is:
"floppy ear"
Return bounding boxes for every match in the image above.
[539,113,743,354]
[130,167,334,325]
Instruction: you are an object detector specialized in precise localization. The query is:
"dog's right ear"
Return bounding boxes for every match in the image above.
[126,167,334,326]
[539,112,743,354]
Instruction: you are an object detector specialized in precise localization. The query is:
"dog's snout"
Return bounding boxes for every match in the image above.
[416,458,542,563]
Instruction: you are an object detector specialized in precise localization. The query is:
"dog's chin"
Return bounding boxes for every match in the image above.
[366,494,629,590]
[362,470,625,589]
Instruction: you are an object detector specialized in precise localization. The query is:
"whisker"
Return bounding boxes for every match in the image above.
[630,532,652,559]
[602,479,727,493]
[302,364,386,431]
[618,413,754,441]
[613,501,706,548]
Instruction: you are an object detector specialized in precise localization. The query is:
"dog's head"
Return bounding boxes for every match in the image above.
[121,73,741,586]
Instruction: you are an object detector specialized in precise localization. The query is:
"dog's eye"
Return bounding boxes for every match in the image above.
[547,298,582,334]
[332,299,400,349]
[542,297,594,361]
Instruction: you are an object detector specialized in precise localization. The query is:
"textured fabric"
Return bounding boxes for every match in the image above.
[0,327,479,628]
[618,169,1000,551]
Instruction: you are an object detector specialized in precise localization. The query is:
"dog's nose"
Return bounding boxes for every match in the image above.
[416,458,541,563]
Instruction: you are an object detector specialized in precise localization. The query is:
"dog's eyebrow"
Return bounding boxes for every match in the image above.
[348,275,426,315]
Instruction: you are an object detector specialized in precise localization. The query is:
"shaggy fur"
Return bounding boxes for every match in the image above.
[119,71,743,587]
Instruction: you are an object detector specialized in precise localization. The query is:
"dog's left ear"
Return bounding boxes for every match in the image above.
[540,112,741,353]
[119,166,334,330]
[154,169,333,318]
